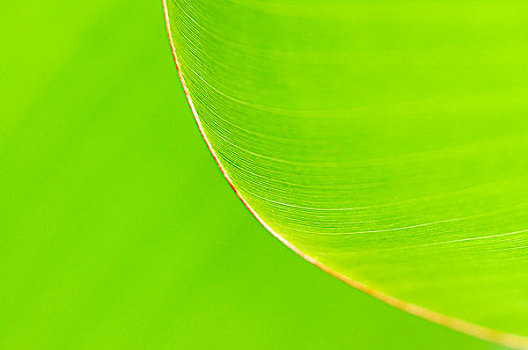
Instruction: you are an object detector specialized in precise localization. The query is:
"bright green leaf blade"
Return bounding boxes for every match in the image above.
[165,0,528,346]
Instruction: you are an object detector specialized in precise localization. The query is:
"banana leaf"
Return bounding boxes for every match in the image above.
[164,0,528,347]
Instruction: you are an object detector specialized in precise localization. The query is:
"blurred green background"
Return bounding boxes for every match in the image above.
[0,1,507,349]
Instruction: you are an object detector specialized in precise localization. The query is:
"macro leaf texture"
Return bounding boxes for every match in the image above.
[164,0,528,346]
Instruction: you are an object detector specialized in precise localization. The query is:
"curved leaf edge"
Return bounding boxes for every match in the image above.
[162,1,528,348]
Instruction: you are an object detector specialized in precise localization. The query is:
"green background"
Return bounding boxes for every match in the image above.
[0,1,507,348]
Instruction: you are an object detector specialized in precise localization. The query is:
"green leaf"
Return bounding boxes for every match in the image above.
[164,0,528,347]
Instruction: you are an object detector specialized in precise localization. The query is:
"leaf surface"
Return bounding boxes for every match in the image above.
[164,0,528,346]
